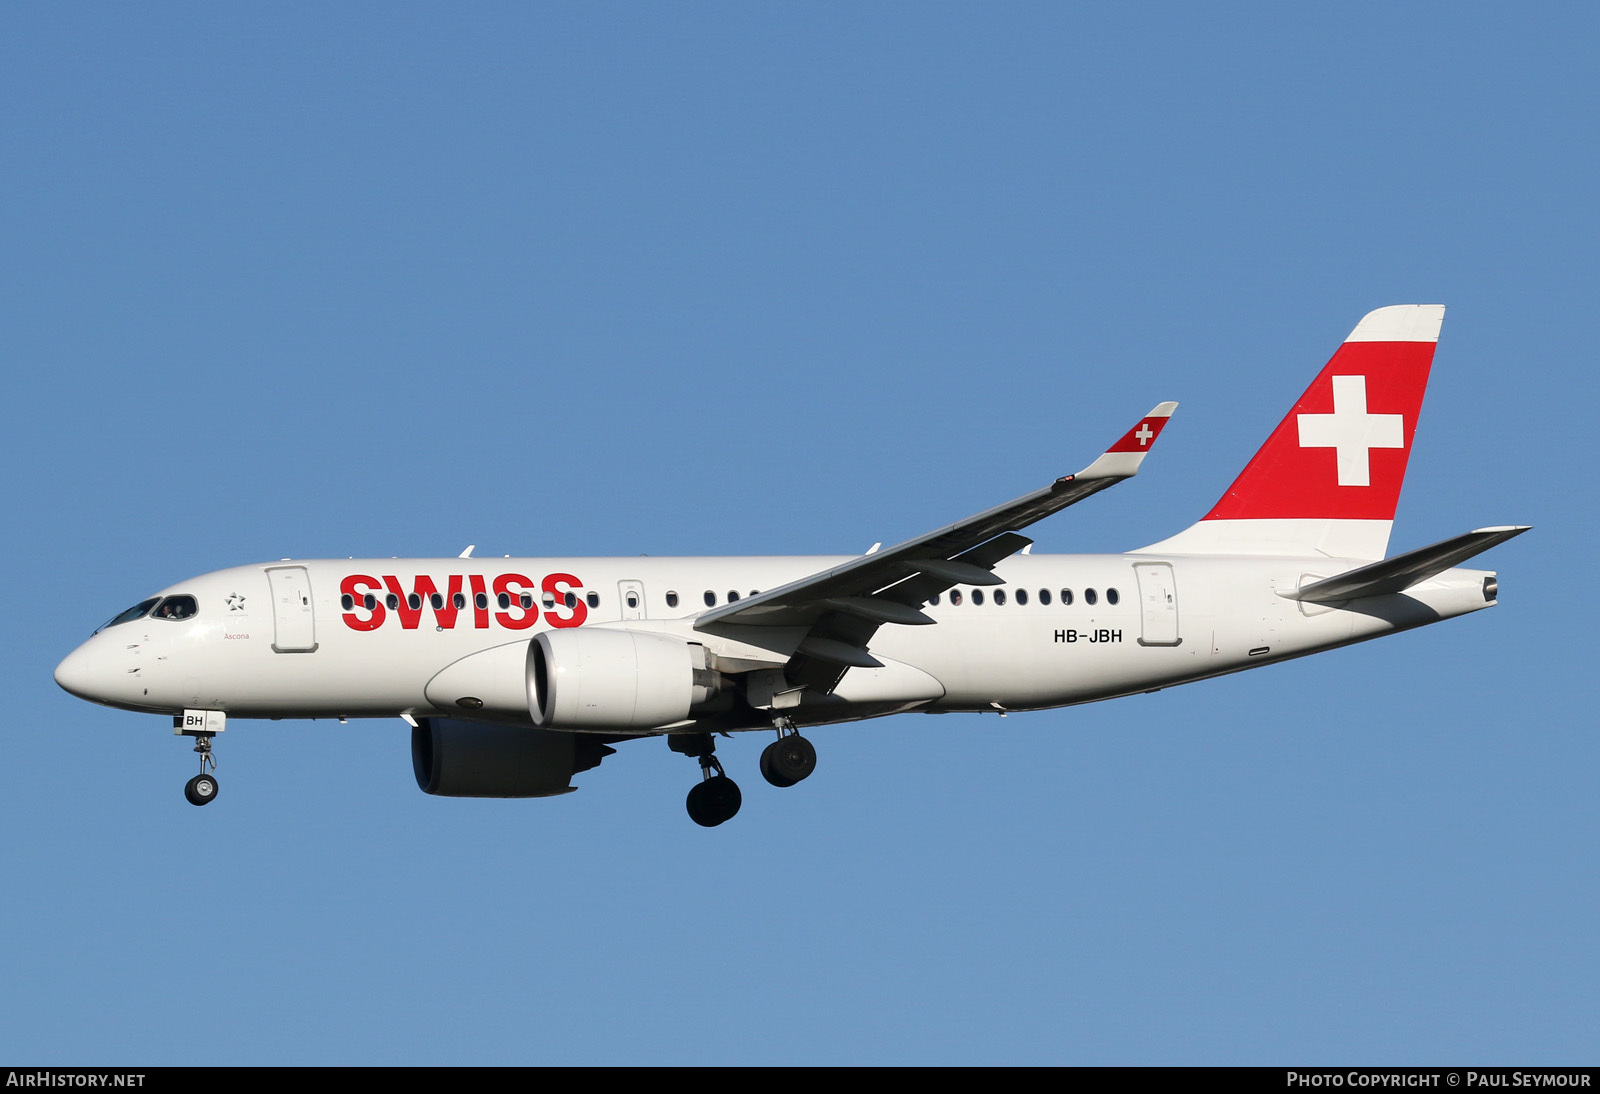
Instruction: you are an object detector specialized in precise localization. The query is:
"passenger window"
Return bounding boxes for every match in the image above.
[588,592,601,609]
[453,592,467,610]
[666,591,680,608]
[564,591,577,609]
[994,589,1007,606]
[972,589,985,606]
[497,593,510,610]
[1016,588,1028,605]
[704,591,715,607]
[950,589,963,606]
[341,594,354,611]
[386,593,400,611]
[430,593,444,610]
[929,593,941,606]
[1107,588,1119,605]
[1039,589,1052,605]
[365,594,377,611]
[153,595,198,620]
[407,593,422,611]
[728,591,740,602]
[1085,588,1098,606]
[475,592,488,610]
[1061,589,1074,606]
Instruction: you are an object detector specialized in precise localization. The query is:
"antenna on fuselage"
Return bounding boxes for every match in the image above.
[459,545,475,558]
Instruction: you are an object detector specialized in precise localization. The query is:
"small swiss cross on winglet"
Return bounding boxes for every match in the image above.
[1077,401,1179,480]
[1107,402,1178,453]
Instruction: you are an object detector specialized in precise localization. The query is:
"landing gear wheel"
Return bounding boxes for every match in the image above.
[184,773,219,806]
[760,744,794,788]
[762,734,816,787]
[686,775,742,827]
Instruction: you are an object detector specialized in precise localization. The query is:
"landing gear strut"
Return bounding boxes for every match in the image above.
[760,719,817,788]
[670,733,741,827]
[183,733,219,807]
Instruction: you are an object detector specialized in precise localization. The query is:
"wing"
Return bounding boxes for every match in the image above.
[695,402,1178,694]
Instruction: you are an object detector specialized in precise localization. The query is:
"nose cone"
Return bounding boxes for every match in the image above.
[55,643,99,700]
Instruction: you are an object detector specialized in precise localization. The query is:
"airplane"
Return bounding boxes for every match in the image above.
[54,305,1527,826]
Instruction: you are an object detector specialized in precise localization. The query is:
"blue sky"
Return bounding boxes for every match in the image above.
[3,3,1595,1064]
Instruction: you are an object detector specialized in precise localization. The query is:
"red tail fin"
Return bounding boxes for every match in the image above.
[1139,305,1443,560]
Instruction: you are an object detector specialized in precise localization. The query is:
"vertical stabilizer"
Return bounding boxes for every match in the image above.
[1137,305,1443,561]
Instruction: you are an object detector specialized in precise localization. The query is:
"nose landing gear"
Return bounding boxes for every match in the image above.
[182,733,219,807]
[669,733,741,827]
[174,711,224,807]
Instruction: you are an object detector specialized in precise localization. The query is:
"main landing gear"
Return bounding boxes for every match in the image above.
[669,722,818,826]
[183,733,219,807]
[671,733,741,827]
[760,721,817,788]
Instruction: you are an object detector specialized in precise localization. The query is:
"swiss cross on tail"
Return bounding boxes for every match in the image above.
[1203,305,1442,523]
[1297,375,1404,486]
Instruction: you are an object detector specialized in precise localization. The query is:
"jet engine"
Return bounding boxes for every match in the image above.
[528,628,726,730]
[411,717,613,797]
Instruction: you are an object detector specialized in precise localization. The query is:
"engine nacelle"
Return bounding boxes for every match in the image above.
[411,717,612,798]
[528,628,721,730]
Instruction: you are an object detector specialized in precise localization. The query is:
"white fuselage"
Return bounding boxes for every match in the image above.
[55,551,1497,730]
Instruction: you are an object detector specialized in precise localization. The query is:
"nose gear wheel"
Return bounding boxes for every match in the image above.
[184,772,218,806]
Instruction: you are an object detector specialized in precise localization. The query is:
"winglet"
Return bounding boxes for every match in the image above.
[1077,402,1178,480]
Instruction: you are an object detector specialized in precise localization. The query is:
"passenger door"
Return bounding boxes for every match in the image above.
[266,566,317,652]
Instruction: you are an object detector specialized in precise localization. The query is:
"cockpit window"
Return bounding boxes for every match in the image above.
[152,595,198,621]
[97,597,161,633]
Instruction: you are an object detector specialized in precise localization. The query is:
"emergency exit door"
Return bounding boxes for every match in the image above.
[618,580,647,620]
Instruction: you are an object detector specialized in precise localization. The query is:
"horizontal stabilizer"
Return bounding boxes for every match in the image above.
[1284,526,1530,603]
